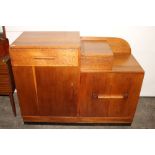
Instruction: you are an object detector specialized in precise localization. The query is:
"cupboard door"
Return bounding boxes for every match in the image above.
[79,73,143,117]
[13,66,38,116]
[35,67,79,116]
[106,73,132,117]
[107,73,143,117]
[79,73,110,117]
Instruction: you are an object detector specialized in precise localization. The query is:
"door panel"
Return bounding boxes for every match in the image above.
[107,74,132,117]
[79,73,136,117]
[79,73,110,117]
[35,67,79,116]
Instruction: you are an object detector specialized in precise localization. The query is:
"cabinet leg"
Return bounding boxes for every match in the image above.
[9,93,16,117]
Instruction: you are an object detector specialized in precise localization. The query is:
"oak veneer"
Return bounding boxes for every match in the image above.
[10,32,144,123]
[81,37,131,55]
[81,40,113,71]
[10,49,79,66]
[79,72,144,117]
[11,31,80,49]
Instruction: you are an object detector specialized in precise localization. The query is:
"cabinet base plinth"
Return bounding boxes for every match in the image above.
[23,116,133,124]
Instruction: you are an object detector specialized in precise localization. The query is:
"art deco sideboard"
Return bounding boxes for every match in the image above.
[9,32,144,123]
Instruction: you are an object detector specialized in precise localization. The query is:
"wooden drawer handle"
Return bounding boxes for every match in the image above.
[33,56,56,60]
[92,93,128,99]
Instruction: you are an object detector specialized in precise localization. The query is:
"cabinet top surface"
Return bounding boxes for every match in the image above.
[10,32,80,49]
[81,40,113,56]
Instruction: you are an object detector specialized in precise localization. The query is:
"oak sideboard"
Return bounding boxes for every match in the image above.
[9,32,144,124]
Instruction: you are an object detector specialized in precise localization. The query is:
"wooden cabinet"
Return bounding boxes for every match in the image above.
[10,32,144,123]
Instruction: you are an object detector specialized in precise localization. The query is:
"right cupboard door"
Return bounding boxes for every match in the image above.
[79,72,144,117]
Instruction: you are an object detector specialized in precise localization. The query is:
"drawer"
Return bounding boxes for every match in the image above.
[79,73,143,117]
[10,49,79,66]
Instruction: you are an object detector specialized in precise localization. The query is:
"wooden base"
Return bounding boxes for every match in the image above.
[23,116,133,124]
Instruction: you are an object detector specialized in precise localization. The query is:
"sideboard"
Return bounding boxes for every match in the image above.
[9,32,144,123]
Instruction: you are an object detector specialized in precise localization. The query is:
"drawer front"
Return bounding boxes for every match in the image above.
[10,49,79,66]
[79,73,144,117]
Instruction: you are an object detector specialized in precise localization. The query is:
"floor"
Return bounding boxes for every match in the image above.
[0,94,155,129]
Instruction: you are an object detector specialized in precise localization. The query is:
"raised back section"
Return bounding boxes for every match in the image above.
[81,37,131,55]
[81,39,113,71]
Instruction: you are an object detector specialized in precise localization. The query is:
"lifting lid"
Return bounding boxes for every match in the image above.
[10,31,81,49]
[81,40,114,71]
[81,40,113,57]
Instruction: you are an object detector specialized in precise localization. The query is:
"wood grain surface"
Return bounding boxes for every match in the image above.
[10,31,80,49]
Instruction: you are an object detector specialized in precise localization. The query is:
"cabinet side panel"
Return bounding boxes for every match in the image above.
[128,73,144,118]
[13,66,38,116]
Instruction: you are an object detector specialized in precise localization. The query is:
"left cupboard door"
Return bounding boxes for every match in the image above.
[35,67,78,116]
[13,66,39,116]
